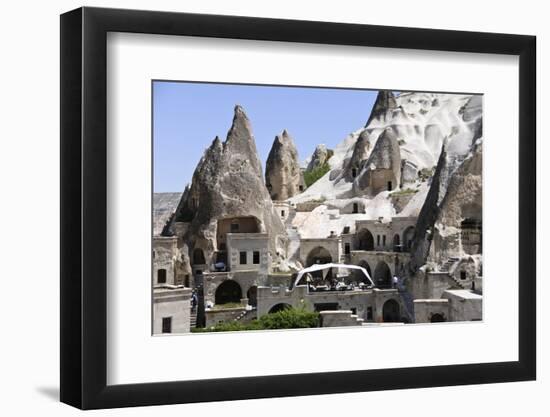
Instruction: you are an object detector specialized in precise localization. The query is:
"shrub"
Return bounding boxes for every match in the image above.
[257,307,320,329]
[193,307,320,333]
[304,162,331,187]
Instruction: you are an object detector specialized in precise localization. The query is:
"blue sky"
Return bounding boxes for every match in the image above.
[153,81,378,192]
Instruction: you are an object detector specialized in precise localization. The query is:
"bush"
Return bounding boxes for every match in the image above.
[304,162,331,187]
[257,307,320,329]
[193,307,320,333]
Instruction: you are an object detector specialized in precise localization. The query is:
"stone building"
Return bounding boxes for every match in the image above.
[153,285,192,334]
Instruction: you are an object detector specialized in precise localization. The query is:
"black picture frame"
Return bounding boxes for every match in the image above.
[60,6,536,410]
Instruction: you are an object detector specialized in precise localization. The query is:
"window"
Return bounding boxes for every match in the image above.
[352,203,358,213]
[253,251,260,264]
[383,235,386,246]
[460,270,467,280]
[157,269,167,284]
[387,181,393,190]
[184,275,190,287]
[230,223,239,232]
[162,317,172,333]
[367,307,373,320]
[344,243,350,254]
[377,235,380,246]
[343,226,350,234]
[239,251,247,264]
[281,210,285,218]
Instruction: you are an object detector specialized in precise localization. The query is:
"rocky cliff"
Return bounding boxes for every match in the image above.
[408,95,483,275]
[170,105,287,267]
[306,144,333,172]
[265,130,306,201]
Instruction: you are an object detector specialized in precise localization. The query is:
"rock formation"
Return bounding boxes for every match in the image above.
[171,105,287,268]
[408,94,483,276]
[365,90,398,126]
[265,130,306,200]
[306,144,332,172]
[353,127,401,195]
[343,129,371,182]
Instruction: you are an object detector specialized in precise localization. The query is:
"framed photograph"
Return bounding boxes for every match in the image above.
[60,6,536,409]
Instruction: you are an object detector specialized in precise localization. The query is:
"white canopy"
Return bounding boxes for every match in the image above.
[293,263,374,288]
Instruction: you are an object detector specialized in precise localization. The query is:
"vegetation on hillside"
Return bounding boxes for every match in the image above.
[304,162,331,187]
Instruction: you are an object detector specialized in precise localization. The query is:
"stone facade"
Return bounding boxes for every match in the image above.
[153,286,191,334]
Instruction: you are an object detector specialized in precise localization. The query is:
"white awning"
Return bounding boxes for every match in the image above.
[293,263,374,288]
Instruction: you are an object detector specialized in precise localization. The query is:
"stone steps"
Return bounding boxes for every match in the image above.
[190,311,197,328]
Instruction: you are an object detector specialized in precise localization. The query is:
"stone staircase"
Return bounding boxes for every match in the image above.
[440,257,466,289]
[234,308,257,323]
[190,310,197,328]
[440,256,460,272]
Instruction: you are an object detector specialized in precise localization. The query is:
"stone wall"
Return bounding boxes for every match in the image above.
[320,311,363,327]
[300,237,342,266]
[205,306,247,328]
[153,286,191,334]
[153,236,179,286]
[227,233,269,273]
[413,299,449,323]
[256,285,403,323]
[203,270,263,307]
[443,289,482,321]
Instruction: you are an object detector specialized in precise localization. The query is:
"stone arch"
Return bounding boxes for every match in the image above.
[402,226,415,252]
[382,299,400,322]
[214,280,242,305]
[247,286,258,307]
[354,260,372,283]
[192,248,206,265]
[355,228,374,251]
[430,313,446,323]
[392,234,401,251]
[305,246,333,267]
[374,261,392,288]
[268,303,292,314]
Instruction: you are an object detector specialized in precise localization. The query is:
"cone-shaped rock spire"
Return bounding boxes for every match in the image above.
[365,90,398,127]
[265,130,306,200]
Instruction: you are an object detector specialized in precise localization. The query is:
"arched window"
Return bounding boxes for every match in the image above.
[430,313,446,323]
[382,299,400,322]
[268,303,292,314]
[393,234,401,251]
[402,226,416,252]
[355,229,374,251]
[305,246,333,267]
[215,280,242,305]
[374,261,392,288]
